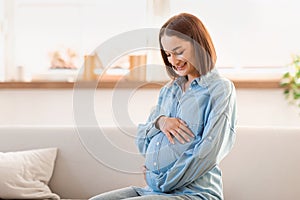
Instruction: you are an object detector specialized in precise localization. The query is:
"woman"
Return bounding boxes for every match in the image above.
[90,13,236,200]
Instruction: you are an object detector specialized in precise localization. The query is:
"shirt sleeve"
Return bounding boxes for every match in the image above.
[146,82,237,192]
[135,86,167,156]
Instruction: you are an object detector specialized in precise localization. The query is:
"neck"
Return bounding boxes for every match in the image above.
[187,73,200,83]
[182,74,199,92]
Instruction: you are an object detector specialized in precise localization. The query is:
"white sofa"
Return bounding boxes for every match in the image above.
[0,126,299,200]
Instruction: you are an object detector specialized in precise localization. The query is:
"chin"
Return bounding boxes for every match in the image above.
[175,71,188,77]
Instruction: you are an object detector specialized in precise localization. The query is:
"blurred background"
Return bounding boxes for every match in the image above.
[1,0,300,81]
[0,0,299,127]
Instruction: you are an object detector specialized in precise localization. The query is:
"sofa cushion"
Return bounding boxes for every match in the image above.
[0,148,60,200]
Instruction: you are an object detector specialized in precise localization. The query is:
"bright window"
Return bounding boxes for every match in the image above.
[1,0,300,82]
[1,0,148,81]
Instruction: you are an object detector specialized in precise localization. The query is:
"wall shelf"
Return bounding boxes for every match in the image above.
[0,78,281,89]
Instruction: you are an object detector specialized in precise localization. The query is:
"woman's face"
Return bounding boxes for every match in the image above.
[161,34,199,78]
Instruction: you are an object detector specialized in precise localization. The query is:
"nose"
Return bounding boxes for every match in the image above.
[168,53,179,66]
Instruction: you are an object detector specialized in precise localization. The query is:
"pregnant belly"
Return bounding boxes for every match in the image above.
[145,132,194,174]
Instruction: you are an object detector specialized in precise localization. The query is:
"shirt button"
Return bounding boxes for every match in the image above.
[192,81,196,85]
[156,142,160,146]
[154,162,157,166]
[189,88,192,90]
[207,136,212,141]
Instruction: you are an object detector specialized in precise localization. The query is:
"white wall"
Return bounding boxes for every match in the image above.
[168,0,300,68]
[3,0,300,81]
[0,88,299,127]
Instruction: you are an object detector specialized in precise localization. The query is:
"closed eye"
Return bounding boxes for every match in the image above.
[175,51,184,55]
[165,50,184,57]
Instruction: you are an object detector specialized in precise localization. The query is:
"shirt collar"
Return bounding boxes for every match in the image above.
[174,76,187,87]
[174,68,220,88]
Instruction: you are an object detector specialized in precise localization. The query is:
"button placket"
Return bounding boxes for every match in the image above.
[207,136,213,141]
[153,134,163,171]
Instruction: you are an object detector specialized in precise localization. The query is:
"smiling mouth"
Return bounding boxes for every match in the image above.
[174,62,187,71]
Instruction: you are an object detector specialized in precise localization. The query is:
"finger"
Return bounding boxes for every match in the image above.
[170,129,185,144]
[165,131,175,144]
[177,128,191,142]
[179,119,188,126]
[180,125,195,138]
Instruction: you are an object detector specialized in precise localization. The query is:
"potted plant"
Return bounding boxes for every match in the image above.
[280,55,300,108]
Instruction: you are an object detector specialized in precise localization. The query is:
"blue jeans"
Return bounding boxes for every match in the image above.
[89,187,199,200]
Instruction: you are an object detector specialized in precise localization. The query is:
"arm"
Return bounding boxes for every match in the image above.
[135,86,167,156]
[146,82,237,192]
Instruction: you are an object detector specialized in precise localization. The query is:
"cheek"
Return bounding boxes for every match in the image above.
[177,55,186,60]
[185,52,195,65]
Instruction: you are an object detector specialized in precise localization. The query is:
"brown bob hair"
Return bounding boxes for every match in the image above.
[159,13,217,78]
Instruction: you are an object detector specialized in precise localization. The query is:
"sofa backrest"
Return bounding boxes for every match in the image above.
[221,126,300,200]
[0,126,299,199]
[0,126,144,199]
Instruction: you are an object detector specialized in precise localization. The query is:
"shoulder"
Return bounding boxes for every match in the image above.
[209,76,235,96]
[164,79,175,89]
[205,73,236,110]
[200,69,234,98]
[159,79,178,94]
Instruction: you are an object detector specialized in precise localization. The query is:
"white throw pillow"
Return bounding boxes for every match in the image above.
[0,148,60,200]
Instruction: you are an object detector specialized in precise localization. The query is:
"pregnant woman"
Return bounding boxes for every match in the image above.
[90,13,237,200]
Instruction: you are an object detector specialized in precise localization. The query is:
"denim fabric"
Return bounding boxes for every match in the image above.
[135,68,237,199]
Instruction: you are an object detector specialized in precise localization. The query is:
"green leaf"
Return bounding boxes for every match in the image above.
[284,89,290,94]
[292,84,298,90]
[293,92,300,99]
[282,72,290,78]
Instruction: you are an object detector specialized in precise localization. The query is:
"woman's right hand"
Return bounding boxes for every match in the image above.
[142,165,148,186]
[156,116,194,144]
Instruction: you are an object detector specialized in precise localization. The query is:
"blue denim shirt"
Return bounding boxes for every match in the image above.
[134,68,237,199]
